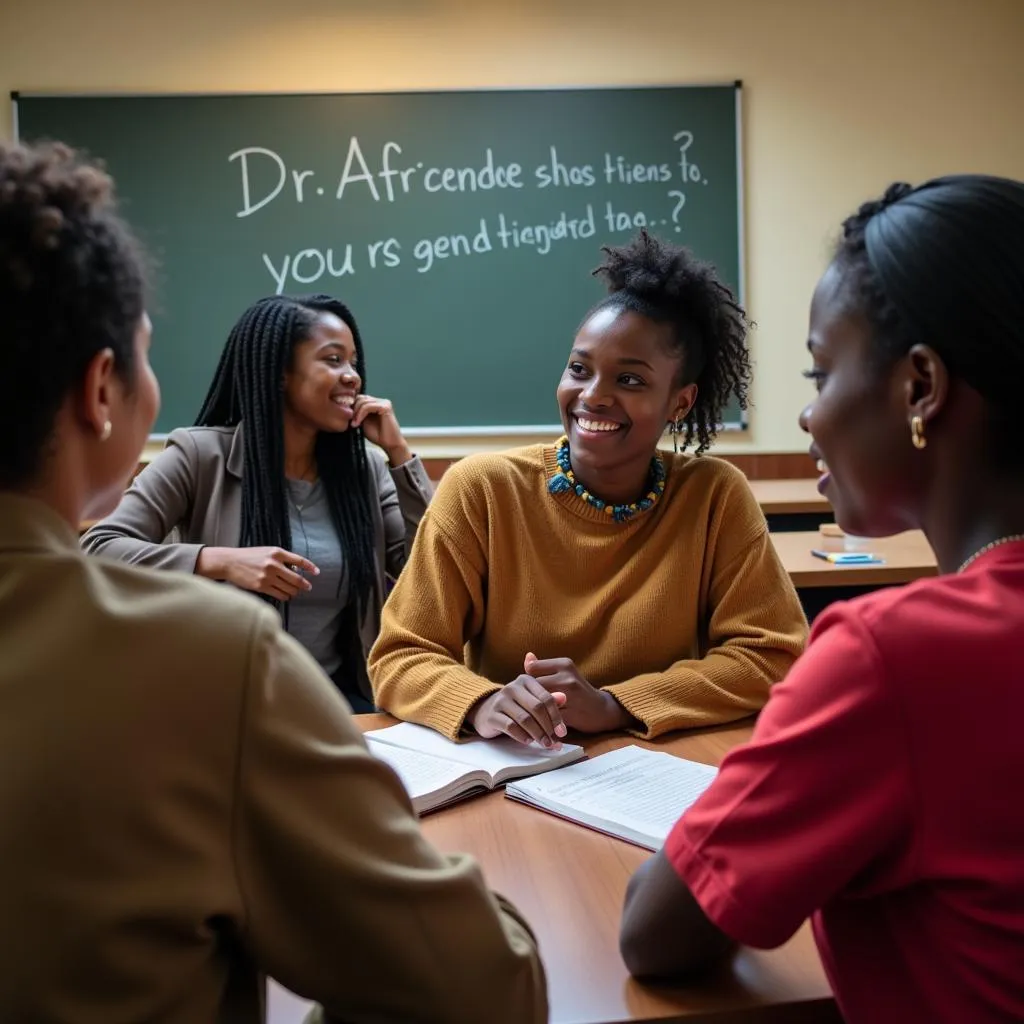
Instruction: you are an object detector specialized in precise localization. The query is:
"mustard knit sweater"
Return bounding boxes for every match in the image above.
[369,444,808,740]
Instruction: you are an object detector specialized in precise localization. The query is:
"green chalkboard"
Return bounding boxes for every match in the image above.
[15,86,745,435]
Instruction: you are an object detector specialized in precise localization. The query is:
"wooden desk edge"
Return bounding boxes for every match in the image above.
[761,500,831,515]
[787,563,938,588]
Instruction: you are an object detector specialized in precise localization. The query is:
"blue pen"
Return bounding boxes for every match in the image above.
[811,550,884,565]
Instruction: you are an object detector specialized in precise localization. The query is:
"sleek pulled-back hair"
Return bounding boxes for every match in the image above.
[0,142,147,488]
[832,174,1024,468]
[589,229,752,455]
[196,294,376,656]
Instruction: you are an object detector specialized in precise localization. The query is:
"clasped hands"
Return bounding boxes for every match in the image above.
[468,653,633,747]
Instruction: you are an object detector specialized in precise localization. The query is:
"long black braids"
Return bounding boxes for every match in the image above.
[195,294,376,653]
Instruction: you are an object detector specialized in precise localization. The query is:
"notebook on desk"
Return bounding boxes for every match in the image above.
[505,745,717,850]
[365,722,586,814]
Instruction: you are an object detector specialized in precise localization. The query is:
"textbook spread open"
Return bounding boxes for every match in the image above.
[505,745,718,850]
[365,722,586,814]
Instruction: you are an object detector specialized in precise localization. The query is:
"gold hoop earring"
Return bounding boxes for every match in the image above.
[100,420,112,442]
[910,415,927,450]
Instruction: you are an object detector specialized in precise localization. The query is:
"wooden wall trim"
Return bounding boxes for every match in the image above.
[127,450,816,484]
[83,450,815,533]
[421,451,817,482]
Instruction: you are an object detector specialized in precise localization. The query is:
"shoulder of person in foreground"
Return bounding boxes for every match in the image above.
[241,580,547,1021]
[91,557,547,1022]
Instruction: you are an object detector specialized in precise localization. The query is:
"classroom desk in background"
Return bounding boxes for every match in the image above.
[771,529,937,588]
[772,529,938,621]
[746,478,832,532]
[268,715,841,1024]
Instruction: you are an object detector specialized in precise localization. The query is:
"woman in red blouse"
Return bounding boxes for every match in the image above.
[620,174,1024,1024]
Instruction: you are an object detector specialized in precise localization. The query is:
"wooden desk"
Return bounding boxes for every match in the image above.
[748,479,829,516]
[772,529,937,588]
[270,717,839,1024]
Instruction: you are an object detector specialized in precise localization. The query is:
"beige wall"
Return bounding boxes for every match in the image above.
[2,0,1022,456]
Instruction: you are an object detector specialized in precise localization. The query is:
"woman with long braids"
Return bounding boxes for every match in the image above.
[370,230,807,742]
[84,293,432,709]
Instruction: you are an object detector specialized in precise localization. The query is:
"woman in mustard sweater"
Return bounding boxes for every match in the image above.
[369,231,808,742]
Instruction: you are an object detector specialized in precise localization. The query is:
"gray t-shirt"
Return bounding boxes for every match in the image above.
[285,478,348,678]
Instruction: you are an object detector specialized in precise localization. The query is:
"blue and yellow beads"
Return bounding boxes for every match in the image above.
[547,435,666,522]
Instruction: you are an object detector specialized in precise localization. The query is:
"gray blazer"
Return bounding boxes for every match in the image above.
[81,425,433,699]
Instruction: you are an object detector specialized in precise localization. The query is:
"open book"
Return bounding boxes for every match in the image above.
[365,722,586,814]
[505,745,717,851]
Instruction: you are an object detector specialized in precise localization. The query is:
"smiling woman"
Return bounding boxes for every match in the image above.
[81,294,434,707]
[369,231,808,743]
[619,175,1024,1024]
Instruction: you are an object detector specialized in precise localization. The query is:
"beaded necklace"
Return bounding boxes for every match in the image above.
[547,435,666,523]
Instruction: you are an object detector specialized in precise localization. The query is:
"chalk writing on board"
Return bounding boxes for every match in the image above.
[603,153,671,185]
[673,131,706,184]
[231,130,713,291]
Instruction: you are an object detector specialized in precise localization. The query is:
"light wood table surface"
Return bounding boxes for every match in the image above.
[771,529,937,588]
[270,716,839,1024]
[747,478,830,516]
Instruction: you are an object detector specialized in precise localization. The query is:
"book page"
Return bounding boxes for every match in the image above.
[364,738,475,810]
[506,745,716,849]
[366,721,583,780]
